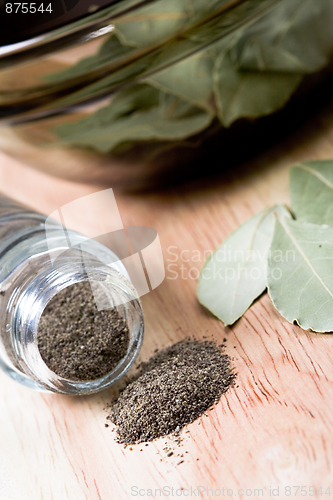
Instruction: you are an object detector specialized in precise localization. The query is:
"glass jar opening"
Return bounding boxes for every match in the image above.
[11,258,144,394]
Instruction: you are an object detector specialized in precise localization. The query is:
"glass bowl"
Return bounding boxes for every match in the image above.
[0,0,332,189]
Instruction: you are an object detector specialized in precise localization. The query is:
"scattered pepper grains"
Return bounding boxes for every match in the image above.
[107,338,236,444]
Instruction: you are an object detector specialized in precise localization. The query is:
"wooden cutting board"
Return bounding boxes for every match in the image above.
[0,94,333,500]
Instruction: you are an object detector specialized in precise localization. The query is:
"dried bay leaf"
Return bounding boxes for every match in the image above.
[50,0,333,151]
[143,31,241,114]
[49,29,220,109]
[212,0,333,126]
[234,39,309,73]
[49,47,160,108]
[213,50,302,127]
[45,36,132,84]
[233,0,333,73]
[197,204,291,326]
[115,0,228,49]
[115,0,194,49]
[290,161,333,226]
[268,217,333,333]
[55,85,213,153]
[146,49,216,113]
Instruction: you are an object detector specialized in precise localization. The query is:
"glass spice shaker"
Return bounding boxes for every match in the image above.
[0,193,144,395]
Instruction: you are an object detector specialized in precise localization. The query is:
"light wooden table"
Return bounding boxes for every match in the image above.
[0,94,333,500]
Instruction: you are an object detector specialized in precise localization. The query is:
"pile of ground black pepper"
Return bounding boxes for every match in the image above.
[37,281,130,381]
[107,339,235,444]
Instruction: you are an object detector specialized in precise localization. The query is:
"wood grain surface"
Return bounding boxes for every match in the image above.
[0,92,333,500]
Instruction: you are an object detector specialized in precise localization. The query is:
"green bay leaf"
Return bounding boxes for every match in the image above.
[49,0,333,148]
[234,39,309,73]
[55,86,212,153]
[290,161,333,226]
[146,49,215,113]
[213,51,302,127]
[115,0,228,49]
[268,217,333,333]
[233,0,333,73]
[197,204,291,326]
[44,36,132,84]
[115,0,192,49]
